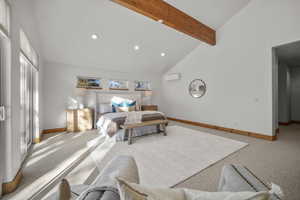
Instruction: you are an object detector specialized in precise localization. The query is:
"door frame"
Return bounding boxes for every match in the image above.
[0,29,11,197]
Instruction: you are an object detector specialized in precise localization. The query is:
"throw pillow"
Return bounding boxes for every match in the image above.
[116,105,136,112]
[184,189,270,200]
[58,179,71,200]
[116,177,186,200]
[112,101,137,112]
[99,103,113,114]
[116,177,270,200]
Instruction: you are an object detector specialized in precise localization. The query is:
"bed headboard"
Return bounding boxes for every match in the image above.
[84,91,142,126]
[96,92,142,105]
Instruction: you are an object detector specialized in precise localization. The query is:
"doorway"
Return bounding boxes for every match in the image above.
[273,40,300,131]
[0,31,4,197]
[0,30,10,197]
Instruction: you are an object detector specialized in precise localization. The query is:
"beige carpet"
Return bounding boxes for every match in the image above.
[91,125,248,187]
[42,123,300,200]
[172,122,300,200]
[3,131,103,200]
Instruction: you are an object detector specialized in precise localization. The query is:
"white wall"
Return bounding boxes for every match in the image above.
[290,67,300,121]
[161,0,300,136]
[42,61,161,129]
[278,63,291,123]
[3,0,44,182]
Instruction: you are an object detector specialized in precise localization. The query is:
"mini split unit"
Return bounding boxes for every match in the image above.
[165,73,181,81]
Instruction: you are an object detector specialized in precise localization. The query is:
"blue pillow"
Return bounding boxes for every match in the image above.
[112,101,136,112]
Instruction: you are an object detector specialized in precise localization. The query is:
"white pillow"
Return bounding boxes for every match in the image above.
[116,177,185,200]
[99,103,112,114]
[184,189,270,200]
[116,177,270,200]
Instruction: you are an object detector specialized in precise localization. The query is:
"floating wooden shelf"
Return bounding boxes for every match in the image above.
[135,89,152,91]
[76,87,103,90]
[109,88,130,91]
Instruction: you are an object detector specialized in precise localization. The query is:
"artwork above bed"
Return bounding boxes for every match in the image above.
[108,79,129,91]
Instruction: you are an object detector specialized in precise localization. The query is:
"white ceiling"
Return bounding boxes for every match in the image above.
[277,40,300,67]
[33,0,250,73]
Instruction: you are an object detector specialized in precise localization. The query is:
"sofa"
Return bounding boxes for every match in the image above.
[49,155,281,200]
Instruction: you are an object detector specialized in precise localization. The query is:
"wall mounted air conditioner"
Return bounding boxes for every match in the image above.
[165,73,181,81]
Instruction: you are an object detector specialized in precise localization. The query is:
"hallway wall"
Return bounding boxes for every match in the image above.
[278,63,291,123]
[290,67,300,121]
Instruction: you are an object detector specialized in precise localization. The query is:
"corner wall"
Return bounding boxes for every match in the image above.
[161,0,300,136]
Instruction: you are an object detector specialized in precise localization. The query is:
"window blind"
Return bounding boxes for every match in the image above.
[0,0,10,35]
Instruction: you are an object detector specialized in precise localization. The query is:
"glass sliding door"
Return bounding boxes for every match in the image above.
[20,54,35,160]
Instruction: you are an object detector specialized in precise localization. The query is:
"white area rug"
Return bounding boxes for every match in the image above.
[91,125,248,187]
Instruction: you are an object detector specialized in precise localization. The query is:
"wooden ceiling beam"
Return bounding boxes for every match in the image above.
[111,0,216,45]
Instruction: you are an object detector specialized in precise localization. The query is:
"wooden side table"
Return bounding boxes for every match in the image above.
[66,108,93,132]
[141,105,158,111]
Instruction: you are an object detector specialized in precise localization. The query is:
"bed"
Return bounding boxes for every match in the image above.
[89,92,167,141]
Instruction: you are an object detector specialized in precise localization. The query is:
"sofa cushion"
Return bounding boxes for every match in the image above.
[218,165,281,200]
[116,177,185,200]
[115,177,269,200]
[77,187,119,200]
[184,189,269,200]
[92,155,139,188]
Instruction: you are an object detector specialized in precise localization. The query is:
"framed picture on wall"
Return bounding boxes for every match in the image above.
[135,81,151,91]
[109,79,129,90]
[77,77,102,89]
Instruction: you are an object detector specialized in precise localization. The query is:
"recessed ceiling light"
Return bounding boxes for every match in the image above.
[91,34,99,40]
[134,45,140,50]
[161,52,166,57]
[158,19,164,23]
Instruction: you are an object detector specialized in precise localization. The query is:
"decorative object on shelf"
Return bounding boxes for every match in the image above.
[109,79,129,90]
[141,105,158,111]
[135,80,151,91]
[77,77,102,89]
[66,108,93,132]
[165,73,181,81]
[189,79,207,98]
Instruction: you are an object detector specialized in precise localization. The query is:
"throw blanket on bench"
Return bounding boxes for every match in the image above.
[96,111,167,138]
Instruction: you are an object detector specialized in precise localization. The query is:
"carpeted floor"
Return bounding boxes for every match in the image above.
[41,122,300,200]
[3,131,101,200]
[172,122,300,200]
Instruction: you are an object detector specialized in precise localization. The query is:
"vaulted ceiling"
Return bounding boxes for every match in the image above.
[33,0,250,73]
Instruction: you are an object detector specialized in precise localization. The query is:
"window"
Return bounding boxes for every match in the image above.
[20,30,38,67]
[0,0,10,36]
[109,79,129,90]
[77,77,102,89]
[135,81,151,91]
[20,29,39,160]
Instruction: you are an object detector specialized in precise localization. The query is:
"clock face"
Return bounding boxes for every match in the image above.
[189,79,207,98]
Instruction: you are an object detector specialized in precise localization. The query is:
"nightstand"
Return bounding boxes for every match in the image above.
[66,108,93,132]
[141,105,158,111]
